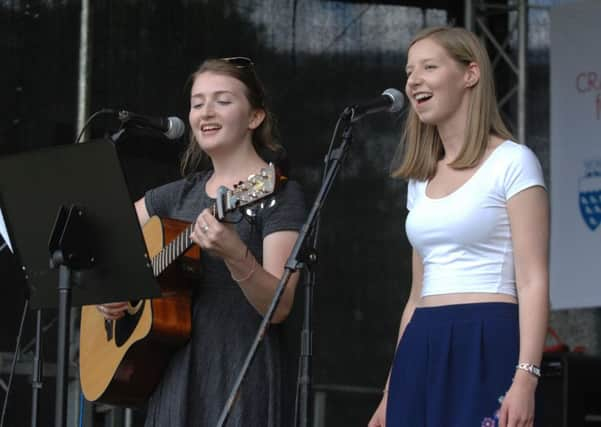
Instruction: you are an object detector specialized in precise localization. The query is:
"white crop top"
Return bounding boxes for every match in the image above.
[405,140,546,297]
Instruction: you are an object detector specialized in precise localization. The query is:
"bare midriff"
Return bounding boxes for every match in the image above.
[419,292,517,307]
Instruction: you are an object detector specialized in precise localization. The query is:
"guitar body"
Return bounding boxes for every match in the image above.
[80,216,198,406]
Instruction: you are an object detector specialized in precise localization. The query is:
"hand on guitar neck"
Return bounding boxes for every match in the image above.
[190,207,249,263]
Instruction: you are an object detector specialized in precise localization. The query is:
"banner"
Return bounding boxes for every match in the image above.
[550,0,601,309]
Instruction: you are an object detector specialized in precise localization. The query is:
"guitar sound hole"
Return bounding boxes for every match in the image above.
[114,302,145,347]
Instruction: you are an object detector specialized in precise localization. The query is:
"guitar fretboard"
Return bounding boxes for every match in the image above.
[151,223,195,277]
[150,203,219,277]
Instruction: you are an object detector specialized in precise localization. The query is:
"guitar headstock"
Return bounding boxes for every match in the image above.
[215,163,283,219]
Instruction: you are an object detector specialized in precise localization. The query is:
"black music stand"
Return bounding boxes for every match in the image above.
[0,139,160,427]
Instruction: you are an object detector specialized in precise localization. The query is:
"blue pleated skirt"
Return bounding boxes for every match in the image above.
[386,302,519,427]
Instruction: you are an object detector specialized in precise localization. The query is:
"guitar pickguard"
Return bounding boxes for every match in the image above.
[113,302,145,347]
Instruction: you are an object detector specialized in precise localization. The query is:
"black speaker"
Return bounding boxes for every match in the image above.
[538,352,601,426]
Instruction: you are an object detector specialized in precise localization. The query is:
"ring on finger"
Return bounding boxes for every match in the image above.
[201,224,209,233]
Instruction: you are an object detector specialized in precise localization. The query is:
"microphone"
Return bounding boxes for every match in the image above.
[349,88,404,122]
[117,110,186,140]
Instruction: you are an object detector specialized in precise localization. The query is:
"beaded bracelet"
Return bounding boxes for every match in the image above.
[231,256,257,283]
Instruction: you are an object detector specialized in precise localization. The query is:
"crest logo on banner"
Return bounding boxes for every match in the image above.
[579,159,601,231]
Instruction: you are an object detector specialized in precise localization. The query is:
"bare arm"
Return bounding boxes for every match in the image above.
[509,185,549,379]
[223,230,300,323]
[498,185,549,426]
[192,209,300,323]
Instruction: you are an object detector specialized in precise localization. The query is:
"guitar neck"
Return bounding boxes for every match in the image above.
[151,222,196,277]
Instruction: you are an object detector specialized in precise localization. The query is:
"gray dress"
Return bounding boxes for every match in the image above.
[142,171,306,427]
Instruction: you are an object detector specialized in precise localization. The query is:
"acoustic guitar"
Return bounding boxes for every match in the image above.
[79,164,279,406]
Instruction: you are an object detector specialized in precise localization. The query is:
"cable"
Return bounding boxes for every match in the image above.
[0,298,29,427]
[74,108,116,144]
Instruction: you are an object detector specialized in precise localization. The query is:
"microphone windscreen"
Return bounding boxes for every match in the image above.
[166,116,186,140]
[382,88,404,112]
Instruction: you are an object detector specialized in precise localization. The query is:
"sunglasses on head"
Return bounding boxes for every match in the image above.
[220,56,254,69]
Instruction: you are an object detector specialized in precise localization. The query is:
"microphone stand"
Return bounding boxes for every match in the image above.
[294,115,341,427]
[294,215,318,427]
[30,310,42,427]
[216,107,356,427]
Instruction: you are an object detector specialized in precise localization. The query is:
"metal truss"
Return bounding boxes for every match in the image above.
[464,0,528,145]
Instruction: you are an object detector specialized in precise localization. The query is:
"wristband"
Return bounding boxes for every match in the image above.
[516,362,541,378]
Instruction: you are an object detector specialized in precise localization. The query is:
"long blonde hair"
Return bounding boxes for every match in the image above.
[391,26,513,181]
[180,58,283,176]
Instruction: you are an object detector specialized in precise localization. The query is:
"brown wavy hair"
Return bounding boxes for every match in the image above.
[391,26,513,181]
[180,58,284,176]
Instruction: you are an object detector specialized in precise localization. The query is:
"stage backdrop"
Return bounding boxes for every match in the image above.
[550,0,601,309]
